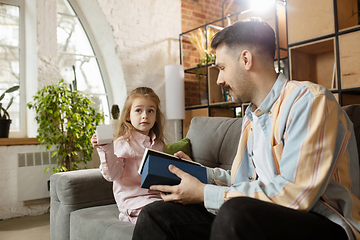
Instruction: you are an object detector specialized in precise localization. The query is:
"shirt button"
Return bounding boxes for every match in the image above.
[248,153,251,157]
[248,176,253,180]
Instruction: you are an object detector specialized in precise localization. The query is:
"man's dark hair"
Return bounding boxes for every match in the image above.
[211,18,276,60]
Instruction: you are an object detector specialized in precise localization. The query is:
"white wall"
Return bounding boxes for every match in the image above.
[0,0,181,220]
[96,0,182,141]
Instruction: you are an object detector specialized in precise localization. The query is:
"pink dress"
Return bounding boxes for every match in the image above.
[97,131,163,223]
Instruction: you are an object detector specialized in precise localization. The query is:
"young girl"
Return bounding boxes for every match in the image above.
[91,87,166,224]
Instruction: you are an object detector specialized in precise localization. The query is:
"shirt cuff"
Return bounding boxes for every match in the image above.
[97,142,113,153]
[206,167,214,184]
[204,184,228,212]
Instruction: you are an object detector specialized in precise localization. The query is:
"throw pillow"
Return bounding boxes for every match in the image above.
[164,138,192,158]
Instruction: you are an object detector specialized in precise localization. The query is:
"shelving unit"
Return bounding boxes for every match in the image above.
[287,0,360,106]
[180,1,287,136]
[289,38,337,90]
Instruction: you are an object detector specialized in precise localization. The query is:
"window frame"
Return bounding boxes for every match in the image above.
[0,0,26,137]
[59,0,111,123]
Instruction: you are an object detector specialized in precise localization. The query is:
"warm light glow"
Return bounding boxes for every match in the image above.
[250,0,275,13]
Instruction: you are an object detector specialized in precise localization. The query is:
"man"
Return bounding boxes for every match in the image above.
[132,19,360,240]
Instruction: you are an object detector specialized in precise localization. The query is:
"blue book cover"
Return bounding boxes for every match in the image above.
[138,148,207,189]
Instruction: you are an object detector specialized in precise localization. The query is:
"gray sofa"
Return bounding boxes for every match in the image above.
[50,116,243,240]
[50,104,360,240]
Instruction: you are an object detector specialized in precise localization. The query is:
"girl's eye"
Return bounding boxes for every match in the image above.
[135,109,142,113]
[148,109,154,113]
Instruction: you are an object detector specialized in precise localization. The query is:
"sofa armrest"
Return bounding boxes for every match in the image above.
[50,168,115,240]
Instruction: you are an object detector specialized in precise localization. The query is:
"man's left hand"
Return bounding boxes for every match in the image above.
[150,165,206,205]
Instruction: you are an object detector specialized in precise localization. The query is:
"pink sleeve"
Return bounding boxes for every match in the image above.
[97,139,134,181]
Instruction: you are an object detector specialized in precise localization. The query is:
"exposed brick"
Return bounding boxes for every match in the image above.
[193,12,206,19]
[181,0,243,106]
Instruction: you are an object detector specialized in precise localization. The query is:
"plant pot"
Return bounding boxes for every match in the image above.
[0,119,11,138]
[109,119,120,136]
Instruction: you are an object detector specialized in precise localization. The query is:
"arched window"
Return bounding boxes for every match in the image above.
[57,0,109,121]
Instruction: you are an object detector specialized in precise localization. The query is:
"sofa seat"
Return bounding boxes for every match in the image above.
[70,204,134,240]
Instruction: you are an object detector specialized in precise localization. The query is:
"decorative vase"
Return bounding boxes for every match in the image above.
[0,119,11,138]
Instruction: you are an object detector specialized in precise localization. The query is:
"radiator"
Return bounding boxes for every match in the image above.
[17,151,55,201]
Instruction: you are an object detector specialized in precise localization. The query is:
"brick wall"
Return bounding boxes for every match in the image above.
[181,0,244,106]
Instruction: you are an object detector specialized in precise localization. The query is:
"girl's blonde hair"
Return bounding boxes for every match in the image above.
[115,87,166,145]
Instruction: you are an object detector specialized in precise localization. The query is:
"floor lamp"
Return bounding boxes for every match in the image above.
[165,64,185,142]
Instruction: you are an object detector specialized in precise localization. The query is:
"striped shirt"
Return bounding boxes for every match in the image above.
[204,73,360,239]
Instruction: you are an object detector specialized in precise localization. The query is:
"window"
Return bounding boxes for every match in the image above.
[0,1,22,132]
[57,0,109,121]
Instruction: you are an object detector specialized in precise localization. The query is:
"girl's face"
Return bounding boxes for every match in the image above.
[128,97,157,136]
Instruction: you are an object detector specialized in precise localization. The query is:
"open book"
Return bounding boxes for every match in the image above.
[138,148,207,189]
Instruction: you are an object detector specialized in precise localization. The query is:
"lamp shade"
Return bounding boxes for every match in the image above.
[165,65,185,120]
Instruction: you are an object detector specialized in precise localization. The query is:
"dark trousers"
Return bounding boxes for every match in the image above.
[132,197,348,240]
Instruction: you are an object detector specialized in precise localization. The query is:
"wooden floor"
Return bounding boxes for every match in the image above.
[0,213,50,240]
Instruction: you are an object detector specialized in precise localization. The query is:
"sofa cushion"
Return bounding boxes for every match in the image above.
[164,137,192,157]
[70,204,134,240]
[186,117,242,170]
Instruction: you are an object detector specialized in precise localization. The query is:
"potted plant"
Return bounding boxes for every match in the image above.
[110,104,120,136]
[0,85,20,138]
[27,80,104,173]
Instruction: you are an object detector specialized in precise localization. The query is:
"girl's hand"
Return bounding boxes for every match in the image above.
[174,151,192,161]
[91,133,99,148]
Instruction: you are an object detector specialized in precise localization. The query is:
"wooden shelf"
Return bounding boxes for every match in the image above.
[337,0,359,31]
[208,66,222,104]
[289,38,337,90]
[210,107,235,118]
[185,104,208,110]
[242,103,250,115]
[339,30,360,89]
[184,64,215,75]
[183,108,209,136]
[287,0,335,44]
[0,138,39,146]
[209,101,239,107]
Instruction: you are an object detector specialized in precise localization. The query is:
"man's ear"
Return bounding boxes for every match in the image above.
[239,50,253,71]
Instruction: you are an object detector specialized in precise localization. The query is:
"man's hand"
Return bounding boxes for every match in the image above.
[150,165,205,205]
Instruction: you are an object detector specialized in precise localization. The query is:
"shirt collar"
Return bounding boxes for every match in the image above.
[245,73,288,118]
[131,130,156,143]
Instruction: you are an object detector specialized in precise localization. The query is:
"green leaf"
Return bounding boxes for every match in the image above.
[51,150,58,157]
